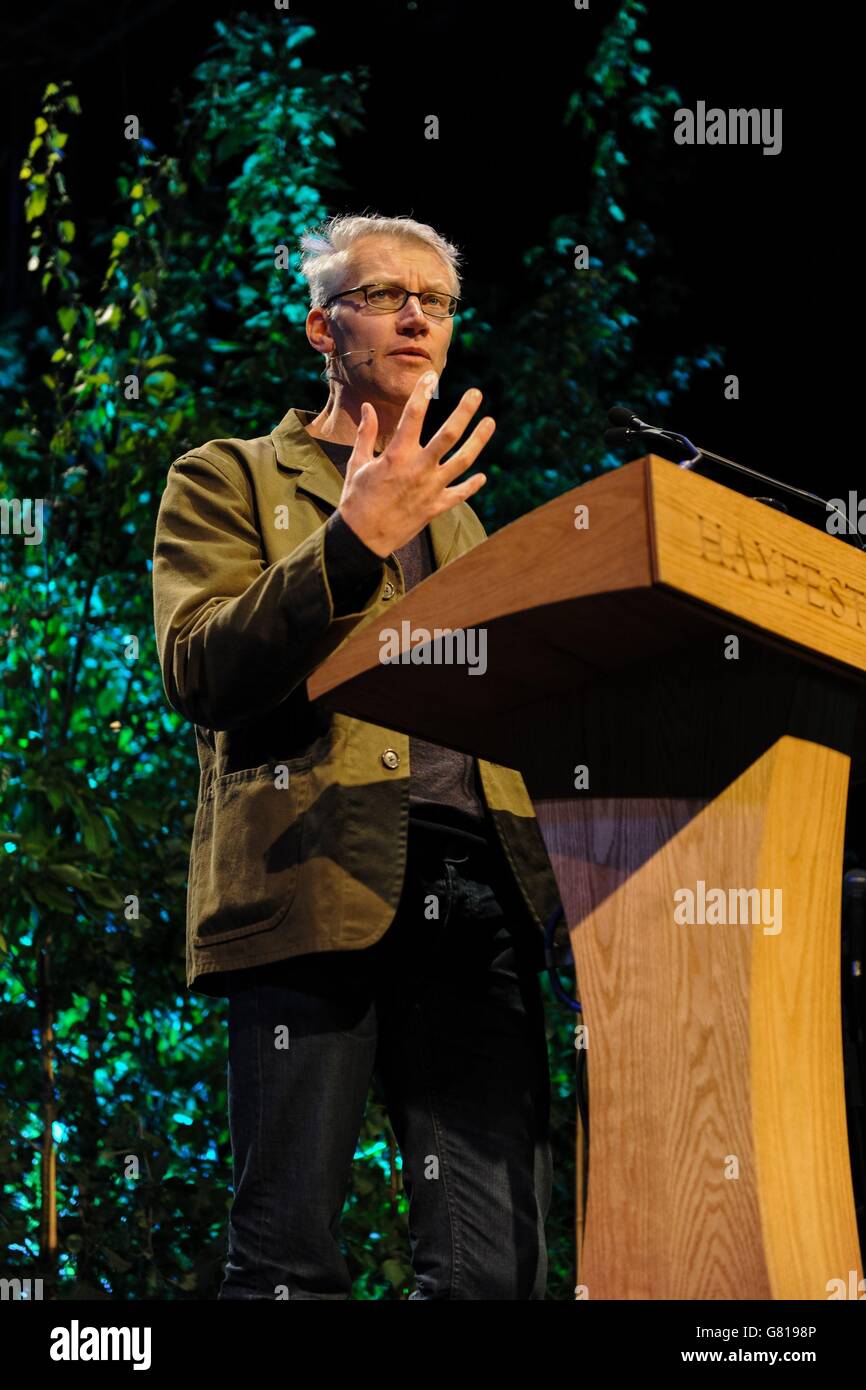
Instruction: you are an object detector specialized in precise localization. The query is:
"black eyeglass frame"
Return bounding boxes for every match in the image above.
[322,282,461,318]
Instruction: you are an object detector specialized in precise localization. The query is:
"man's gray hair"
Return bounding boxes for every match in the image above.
[298,212,463,309]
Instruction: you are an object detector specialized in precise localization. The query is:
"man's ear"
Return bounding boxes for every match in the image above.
[306,306,335,356]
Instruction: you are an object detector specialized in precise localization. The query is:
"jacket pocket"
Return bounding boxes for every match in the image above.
[189,758,308,947]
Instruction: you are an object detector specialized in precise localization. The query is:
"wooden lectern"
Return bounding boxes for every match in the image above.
[307,453,865,1300]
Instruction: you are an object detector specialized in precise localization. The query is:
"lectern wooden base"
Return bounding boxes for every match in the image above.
[537,730,858,1299]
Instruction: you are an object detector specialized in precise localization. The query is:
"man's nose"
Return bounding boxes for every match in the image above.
[398,293,429,324]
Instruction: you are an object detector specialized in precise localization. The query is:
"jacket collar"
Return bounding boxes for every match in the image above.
[271,406,464,568]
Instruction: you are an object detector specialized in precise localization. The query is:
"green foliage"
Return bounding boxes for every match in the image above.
[1,2,718,1300]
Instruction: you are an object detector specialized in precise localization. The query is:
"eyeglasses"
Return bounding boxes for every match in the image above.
[323,282,460,319]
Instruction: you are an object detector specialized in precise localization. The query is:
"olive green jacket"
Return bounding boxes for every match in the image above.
[152,406,563,996]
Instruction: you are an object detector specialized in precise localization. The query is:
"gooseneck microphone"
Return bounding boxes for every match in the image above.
[603,406,866,551]
[604,406,701,465]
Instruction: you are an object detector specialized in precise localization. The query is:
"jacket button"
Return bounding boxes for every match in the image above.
[382,581,396,599]
[381,748,400,769]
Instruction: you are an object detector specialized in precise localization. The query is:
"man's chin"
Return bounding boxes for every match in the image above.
[374,378,424,407]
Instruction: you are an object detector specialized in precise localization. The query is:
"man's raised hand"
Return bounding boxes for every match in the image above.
[338,372,495,559]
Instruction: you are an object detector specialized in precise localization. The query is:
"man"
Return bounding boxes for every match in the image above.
[152,213,565,1300]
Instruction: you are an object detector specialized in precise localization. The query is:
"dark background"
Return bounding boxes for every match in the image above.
[2,0,826,491]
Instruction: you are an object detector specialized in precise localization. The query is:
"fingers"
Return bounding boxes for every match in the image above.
[344,382,493,499]
[438,470,487,510]
[389,369,440,454]
[434,414,496,487]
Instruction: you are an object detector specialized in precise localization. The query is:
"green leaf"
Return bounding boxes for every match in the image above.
[47,863,90,888]
[25,189,47,221]
[143,370,177,400]
[79,808,110,856]
[381,1259,407,1288]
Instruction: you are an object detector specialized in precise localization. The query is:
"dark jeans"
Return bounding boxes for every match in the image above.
[217,827,553,1300]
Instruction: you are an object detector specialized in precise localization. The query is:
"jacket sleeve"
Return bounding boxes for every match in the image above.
[152,450,385,731]
[324,508,386,617]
